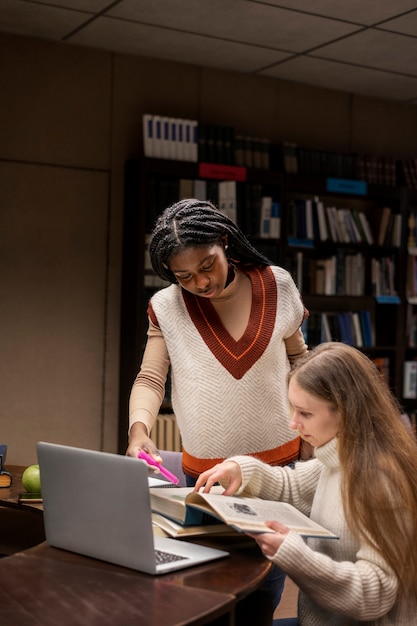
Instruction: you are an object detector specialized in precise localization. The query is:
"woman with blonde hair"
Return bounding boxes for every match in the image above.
[196,342,417,625]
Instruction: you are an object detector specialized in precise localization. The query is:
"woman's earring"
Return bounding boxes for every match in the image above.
[224,244,228,251]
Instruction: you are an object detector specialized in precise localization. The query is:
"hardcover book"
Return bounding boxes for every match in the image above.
[149,486,339,539]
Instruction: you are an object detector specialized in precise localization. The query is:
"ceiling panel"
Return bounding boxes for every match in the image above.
[69,17,292,72]
[377,9,417,36]
[311,29,417,76]
[0,0,416,104]
[0,0,90,40]
[41,0,112,9]
[260,0,417,26]
[108,0,360,52]
[260,56,417,102]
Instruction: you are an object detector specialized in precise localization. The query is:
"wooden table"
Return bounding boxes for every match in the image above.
[0,466,273,625]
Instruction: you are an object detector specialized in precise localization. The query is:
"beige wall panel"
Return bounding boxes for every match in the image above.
[276,81,351,153]
[199,68,279,139]
[351,96,417,158]
[0,162,110,465]
[112,54,201,161]
[106,56,202,454]
[0,34,112,169]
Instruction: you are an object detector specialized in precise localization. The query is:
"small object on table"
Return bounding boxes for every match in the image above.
[0,444,12,488]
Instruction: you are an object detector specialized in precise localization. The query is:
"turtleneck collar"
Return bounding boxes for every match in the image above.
[313,437,339,469]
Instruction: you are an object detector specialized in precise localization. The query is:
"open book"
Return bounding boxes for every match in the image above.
[149,486,339,539]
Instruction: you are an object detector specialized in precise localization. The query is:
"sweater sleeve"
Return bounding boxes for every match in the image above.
[273,531,398,621]
[284,327,308,365]
[226,454,321,517]
[128,318,170,435]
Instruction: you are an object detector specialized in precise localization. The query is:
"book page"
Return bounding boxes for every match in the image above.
[187,493,338,538]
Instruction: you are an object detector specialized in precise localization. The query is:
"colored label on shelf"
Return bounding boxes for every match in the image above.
[198,162,247,181]
[375,295,401,304]
[326,177,367,196]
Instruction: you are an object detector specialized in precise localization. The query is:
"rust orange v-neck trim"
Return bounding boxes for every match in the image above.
[181,265,277,379]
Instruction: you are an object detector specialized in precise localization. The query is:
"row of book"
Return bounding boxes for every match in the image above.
[287,250,398,298]
[284,145,357,180]
[407,212,417,249]
[287,197,401,248]
[234,135,270,170]
[404,361,417,399]
[283,145,412,188]
[356,154,397,187]
[144,176,283,239]
[198,125,271,169]
[144,175,402,251]
[406,304,417,348]
[143,115,198,162]
[371,256,398,298]
[397,159,417,190]
[287,250,365,296]
[143,234,170,289]
[197,124,235,165]
[302,310,374,348]
[142,115,272,169]
[141,117,416,188]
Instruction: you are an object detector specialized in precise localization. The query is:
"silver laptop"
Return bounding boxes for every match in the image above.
[37,442,228,574]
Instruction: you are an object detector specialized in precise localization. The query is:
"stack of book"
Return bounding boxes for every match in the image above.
[149,485,339,540]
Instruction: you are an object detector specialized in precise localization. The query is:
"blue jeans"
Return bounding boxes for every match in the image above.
[273,620,299,626]
[185,474,286,612]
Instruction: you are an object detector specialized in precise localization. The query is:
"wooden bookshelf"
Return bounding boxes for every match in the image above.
[118,156,414,450]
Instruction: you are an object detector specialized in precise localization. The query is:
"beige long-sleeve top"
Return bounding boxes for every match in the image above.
[130,265,308,476]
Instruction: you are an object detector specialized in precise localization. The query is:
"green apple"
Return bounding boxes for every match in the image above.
[22,464,41,493]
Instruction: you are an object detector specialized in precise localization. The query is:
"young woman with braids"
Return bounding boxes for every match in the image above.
[126,197,309,611]
[195,342,417,625]
[127,197,309,474]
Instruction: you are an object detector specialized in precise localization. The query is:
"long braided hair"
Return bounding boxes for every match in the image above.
[149,198,273,283]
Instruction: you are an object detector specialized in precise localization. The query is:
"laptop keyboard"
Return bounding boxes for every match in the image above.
[155,549,188,564]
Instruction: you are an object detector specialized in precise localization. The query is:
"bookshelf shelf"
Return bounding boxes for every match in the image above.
[118,156,414,449]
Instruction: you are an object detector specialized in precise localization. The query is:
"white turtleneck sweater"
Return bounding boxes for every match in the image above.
[229,438,416,625]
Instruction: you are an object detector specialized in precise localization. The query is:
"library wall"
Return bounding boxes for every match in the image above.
[0,31,416,464]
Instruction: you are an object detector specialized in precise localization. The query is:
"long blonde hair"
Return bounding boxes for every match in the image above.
[288,342,417,597]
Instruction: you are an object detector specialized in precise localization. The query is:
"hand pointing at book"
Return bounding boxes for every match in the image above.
[194,460,242,495]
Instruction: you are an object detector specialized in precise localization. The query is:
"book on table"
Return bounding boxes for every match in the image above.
[149,486,339,539]
[151,512,238,538]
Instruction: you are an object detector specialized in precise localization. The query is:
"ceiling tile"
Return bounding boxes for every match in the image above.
[39,0,112,10]
[1,0,416,103]
[69,17,292,72]
[108,0,360,52]
[0,0,90,40]
[377,9,417,36]
[259,0,417,26]
[311,29,417,76]
[259,56,417,101]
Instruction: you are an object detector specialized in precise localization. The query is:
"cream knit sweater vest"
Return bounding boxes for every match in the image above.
[151,265,304,459]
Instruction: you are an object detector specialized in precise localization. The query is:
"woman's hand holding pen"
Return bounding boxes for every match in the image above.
[194,461,242,495]
[126,422,162,463]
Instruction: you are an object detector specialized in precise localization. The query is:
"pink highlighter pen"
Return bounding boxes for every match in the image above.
[137,450,180,485]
